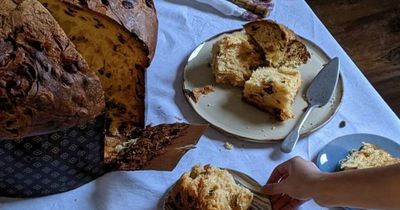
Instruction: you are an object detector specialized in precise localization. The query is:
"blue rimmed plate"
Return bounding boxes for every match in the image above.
[315,133,400,210]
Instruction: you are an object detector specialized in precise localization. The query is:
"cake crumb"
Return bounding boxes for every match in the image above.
[191,85,215,103]
[271,126,276,130]
[224,142,234,150]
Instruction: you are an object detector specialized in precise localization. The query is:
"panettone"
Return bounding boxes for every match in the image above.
[340,143,400,170]
[39,0,155,141]
[211,30,262,87]
[0,0,208,197]
[243,67,301,120]
[167,165,253,210]
[244,20,310,68]
[0,0,105,139]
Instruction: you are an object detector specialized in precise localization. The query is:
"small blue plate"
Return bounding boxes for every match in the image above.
[315,133,400,210]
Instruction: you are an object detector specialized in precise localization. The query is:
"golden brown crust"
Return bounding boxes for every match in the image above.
[63,0,158,62]
[0,0,105,139]
[244,20,310,67]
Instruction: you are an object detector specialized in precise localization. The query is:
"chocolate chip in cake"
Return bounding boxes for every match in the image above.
[144,0,153,8]
[101,0,109,6]
[27,40,44,52]
[105,72,112,78]
[122,0,134,9]
[97,67,105,75]
[78,0,88,6]
[63,62,78,73]
[64,9,75,17]
[117,34,126,44]
[61,74,73,86]
[263,85,274,94]
[93,18,105,29]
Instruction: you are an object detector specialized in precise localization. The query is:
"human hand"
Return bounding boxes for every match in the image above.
[262,156,322,210]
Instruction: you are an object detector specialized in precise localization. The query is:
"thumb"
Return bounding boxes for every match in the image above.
[261,182,286,195]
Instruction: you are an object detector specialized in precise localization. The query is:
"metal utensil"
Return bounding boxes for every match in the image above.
[281,57,340,153]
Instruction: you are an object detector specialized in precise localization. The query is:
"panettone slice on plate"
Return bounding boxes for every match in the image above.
[243,66,301,121]
[244,20,310,68]
[340,142,400,170]
[0,0,105,139]
[211,30,262,87]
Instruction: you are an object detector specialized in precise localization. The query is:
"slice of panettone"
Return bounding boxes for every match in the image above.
[244,20,310,68]
[211,30,263,87]
[167,165,253,210]
[243,66,301,121]
[340,143,400,170]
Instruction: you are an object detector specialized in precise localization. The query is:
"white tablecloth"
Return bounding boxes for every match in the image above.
[2,0,400,209]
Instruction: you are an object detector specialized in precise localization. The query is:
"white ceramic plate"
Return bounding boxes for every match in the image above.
[183,29,343,142]
[162,168,272,210]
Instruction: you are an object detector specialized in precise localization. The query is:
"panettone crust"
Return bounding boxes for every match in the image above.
[0,0,105,139]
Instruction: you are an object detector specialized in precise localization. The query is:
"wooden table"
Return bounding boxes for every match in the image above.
[307,0,400,117]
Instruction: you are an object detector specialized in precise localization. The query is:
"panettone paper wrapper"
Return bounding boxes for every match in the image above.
[0,116,207,198]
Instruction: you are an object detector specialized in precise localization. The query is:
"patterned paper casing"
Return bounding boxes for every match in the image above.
[0,116,106,197]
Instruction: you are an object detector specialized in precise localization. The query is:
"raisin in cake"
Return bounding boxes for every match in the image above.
[211,30,262,87]
[0,0,105,139]
[244,20,310,68]
[340,143,400,170]
[243,67,301,120]
[168,165,253,210]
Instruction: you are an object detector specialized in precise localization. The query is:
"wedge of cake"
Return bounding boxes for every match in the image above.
[243,67,301,120]
[168,165,253,210]
[211,30,262,87]
[244,20,310,68]
[340,143,400,170]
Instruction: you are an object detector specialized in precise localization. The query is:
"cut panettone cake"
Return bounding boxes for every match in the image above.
[210,20,310,121]
[243,66,301,120]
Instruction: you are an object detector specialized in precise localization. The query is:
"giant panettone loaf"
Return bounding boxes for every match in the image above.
[38,0,157,139]
[0,0,105,139]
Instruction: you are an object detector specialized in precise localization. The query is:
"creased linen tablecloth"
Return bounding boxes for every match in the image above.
[1,0,400,209]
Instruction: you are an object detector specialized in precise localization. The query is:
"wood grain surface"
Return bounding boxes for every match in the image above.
[307,0,400,117]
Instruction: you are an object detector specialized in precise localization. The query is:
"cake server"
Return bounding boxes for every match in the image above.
[281,57,340,153]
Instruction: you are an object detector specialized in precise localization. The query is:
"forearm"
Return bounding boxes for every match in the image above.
[311,163,400,209]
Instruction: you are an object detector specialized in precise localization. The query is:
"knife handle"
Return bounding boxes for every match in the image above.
[280,105,316,153]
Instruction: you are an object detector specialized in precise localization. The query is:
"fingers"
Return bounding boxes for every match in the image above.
[273,194,292,210]
[267,159,291,184]
[261,183,284,195]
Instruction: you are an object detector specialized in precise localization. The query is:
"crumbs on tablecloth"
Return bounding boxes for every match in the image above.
[339,120,346,128]
[224,142,234,150]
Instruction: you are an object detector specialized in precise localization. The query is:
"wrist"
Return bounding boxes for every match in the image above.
[308,171,330,201]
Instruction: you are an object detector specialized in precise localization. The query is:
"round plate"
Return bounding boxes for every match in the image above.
[162,169,272,210]
[183,29,344,142]
[315,133,400,210]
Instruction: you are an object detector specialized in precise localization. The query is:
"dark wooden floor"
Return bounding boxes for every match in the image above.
[306,0,400,117]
